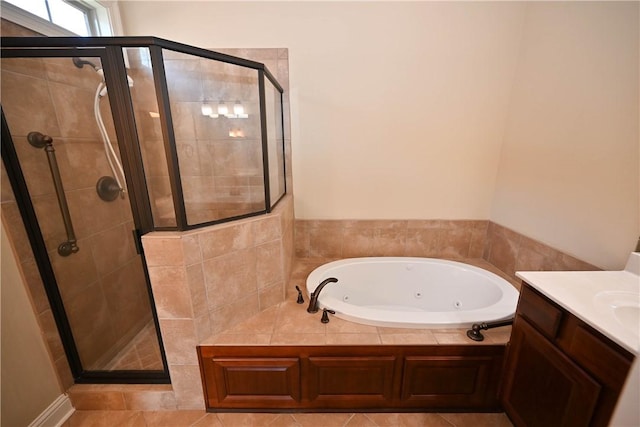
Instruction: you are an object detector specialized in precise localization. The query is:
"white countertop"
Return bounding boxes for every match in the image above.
[516,255,640,354]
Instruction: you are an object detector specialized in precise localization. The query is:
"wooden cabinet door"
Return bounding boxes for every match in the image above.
[501,317,601,427]
[306,356,397,407]
[203,356,300,409]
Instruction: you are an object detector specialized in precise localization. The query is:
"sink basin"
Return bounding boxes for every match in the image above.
[594,291,640,336]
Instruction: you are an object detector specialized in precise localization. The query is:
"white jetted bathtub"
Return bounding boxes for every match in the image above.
[306,257,519,328]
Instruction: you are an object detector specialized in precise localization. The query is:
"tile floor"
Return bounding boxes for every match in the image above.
[63,410,514,426]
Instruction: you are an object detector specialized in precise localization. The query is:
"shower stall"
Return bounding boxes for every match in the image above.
[0,37,286,383]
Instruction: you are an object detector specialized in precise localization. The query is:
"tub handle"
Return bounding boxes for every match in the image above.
[295,286,304,304]
[321,309,336,323]
[466,318,514,342]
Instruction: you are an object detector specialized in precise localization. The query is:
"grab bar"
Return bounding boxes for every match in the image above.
[27,131,79,257]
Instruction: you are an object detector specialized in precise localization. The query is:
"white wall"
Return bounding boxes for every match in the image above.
[118,1,639,269]
[491,2,639,269]
[118,1,526,220]
[1,220,63,427]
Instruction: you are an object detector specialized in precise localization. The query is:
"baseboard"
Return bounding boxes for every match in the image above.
[28,394,74,427]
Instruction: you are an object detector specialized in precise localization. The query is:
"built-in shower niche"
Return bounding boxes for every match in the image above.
[1,36,287,384]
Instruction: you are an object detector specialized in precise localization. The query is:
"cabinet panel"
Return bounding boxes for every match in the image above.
[198,345,505,411]
[502,317,601,427]
[206,357,300,407]
[307,356,396,401]
[567,325,632,390]
[518,285,562,339]
[402,356,497,407]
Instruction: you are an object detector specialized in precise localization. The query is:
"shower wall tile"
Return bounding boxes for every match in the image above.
[48,81,101,139]
[32,193,67,253]
[45,57,103,91]
[38,309,66,361]
[1,56,47,79]
[167,364,205,410]
[21,259,49,314]
[123,389,178,411]
[2,203,35,262]
[147,266,193,319]
[11,134,58,198]
[256,240,284,288]
[89,222,138,276]
[209,293,261,336]
[57,138,114,192]
[186,264,207,318]
[182,234,202,266]
[254,214,282,244]
[203,248,257,310]
[142,196,292,408]
[67,188,129,238]
[259,281,285,310]
[198,221,253,260]
[50,244,99,302]
[143,236,185,267]
[0,70,61,137]
[158,319,199,365]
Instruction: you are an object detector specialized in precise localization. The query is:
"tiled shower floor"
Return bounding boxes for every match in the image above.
[102,322,164,371]
[63,410,514,426]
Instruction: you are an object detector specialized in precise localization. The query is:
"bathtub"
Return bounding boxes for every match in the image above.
[306,257,519,328]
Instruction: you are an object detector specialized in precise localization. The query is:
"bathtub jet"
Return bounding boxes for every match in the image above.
[306,257,519,329]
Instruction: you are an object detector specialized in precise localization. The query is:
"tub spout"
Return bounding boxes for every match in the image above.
[307,277,338,313]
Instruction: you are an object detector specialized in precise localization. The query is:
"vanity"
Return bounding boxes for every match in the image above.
[505,253,639,427]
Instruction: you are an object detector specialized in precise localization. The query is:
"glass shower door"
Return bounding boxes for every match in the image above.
[0,53,167,379]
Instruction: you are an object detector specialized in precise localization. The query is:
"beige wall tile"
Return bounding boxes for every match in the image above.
[186,264,207,318]
[258,281,284,309]
[198,222,253,260]
[167,364,206,410]
[158,319,198,365]
[147,266,192,319]
[256,240,283,288]
[182,234,202,266]
[124,390,177,410]
[202,248,257,310]
[208,293,260,335]
[68,390,126,410]
[142,237,185,267]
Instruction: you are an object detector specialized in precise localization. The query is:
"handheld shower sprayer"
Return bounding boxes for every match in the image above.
[73,57,132,201]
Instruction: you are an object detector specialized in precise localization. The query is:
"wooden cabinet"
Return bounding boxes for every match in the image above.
[501,284,634,427]
[198,345,505,411]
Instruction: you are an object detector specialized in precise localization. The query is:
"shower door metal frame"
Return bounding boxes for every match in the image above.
[1,36,288,383]
[1,36,287,232]
[0,47,170,384]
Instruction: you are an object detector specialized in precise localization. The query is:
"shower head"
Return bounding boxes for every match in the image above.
[74,57,134,88]
[72,57,100,72]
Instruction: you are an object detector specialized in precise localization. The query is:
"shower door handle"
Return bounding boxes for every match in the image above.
[27,131,79,257]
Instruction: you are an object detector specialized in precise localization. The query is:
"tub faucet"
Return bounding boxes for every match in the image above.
[307,277,338,313]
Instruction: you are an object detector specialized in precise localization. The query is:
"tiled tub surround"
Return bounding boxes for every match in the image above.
[137,194,295,409]
[295,220,599,282]
[204,258,514,347]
